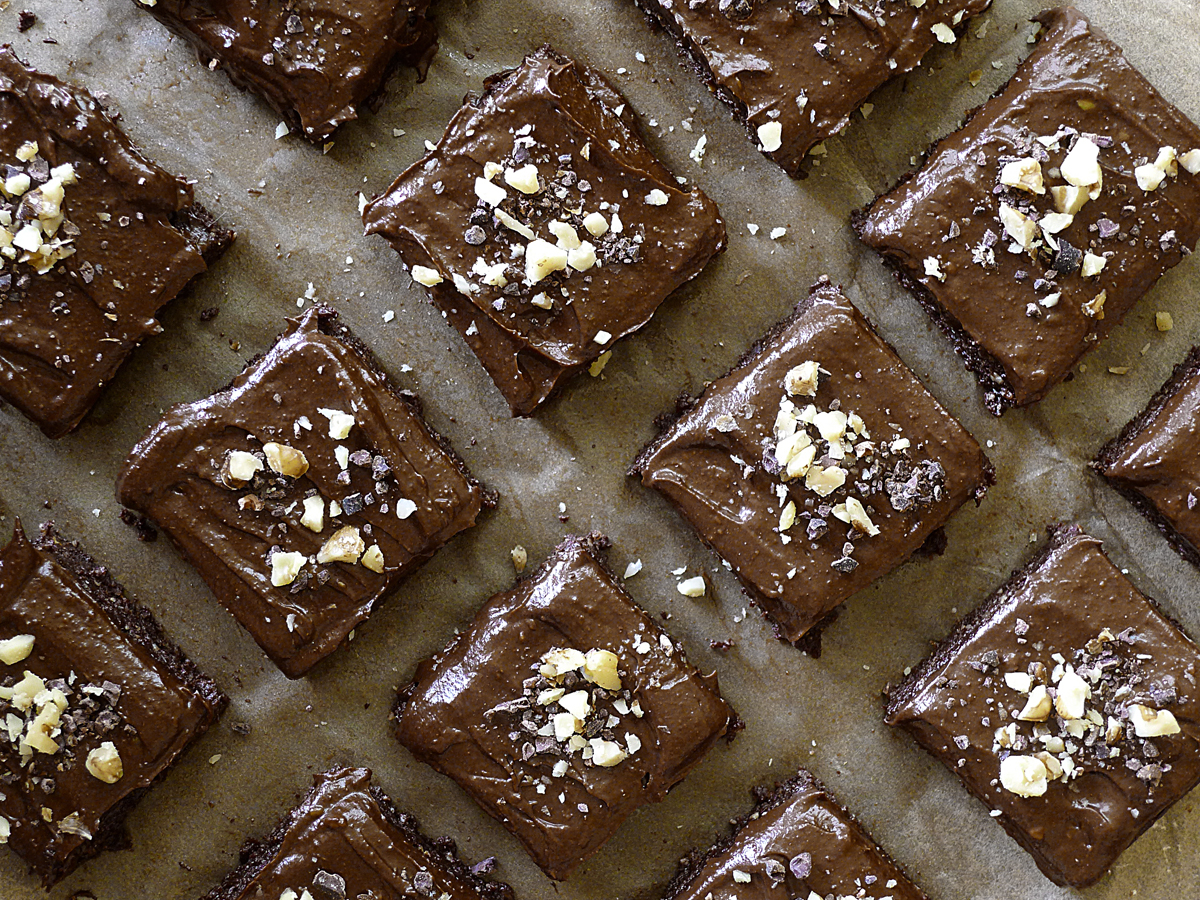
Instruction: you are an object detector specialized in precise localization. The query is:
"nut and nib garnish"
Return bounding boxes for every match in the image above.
[766,359,944,572]
[0,141,80,294]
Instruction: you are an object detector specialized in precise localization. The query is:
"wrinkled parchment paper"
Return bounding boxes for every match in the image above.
[1,1,1198,897]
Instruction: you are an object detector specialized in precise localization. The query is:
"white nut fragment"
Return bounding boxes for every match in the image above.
[998,204,1038,250]
[1135,162,1167,192]
[785,360,820,397]
[1017,685,1053,722]
[757,121,783,153]
[15,141,38,162]
[583,649,622,690]
[524,239,569,283]
[474,176,508,207]
[677,575,706,597]
[567,241,597,272]
[411,265,443,286]
[559,691,591,720]
[504,164,541,195]
[931,22,956,43]
[1081,252,1107,278]
[511,545,528,573]
[300,496,325,533]
[645,188,669,206]
[1004,672,1032,694]
[361,544,385,574]
[844,497,880,536]
[85,741,124,784]
[779,500,797,533]
[317,408,356,440]
[263,442,309,478]
[1181,149,1200,175]
[494,208,535,240]
[395,497,418,520]
[0,635,35,666]
[999,157,1046,194]
[530,291,553,310]
[0,815,8,844]
[1061,136,1103,194]
[548,220,581,250]
[590,738,628,767]
[813,409,848,443]
[1038,212,1073,235]
[1051,184,1090,215]
[583,212,609,236]
[1156,311,1174,332]
[270,551,307,587]
[924,257,947,282]
[1082,290,1107,320]
[541,648,587,678]
[805,464,846,497]
[227,450,264,483]
[1000,755,1049,797]
[553,711,579,741]
[1128,704,1181,738]
[1055,670,1090,720]
[317,525,365,565]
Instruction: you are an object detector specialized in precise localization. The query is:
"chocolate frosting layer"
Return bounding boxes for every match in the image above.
[0,521,224,887]
[133,0,436,143]
[886,526,1200,888]
[116,308,486,678]
[632,0,991,176]
[394,534,738,881]
[0,45,230,438]
[203,767,511,900]
[364,47,726,415]
[666,770,928,900]
[1096,346,1200,565]
[634,281,990,644]
[857,7,1200,412]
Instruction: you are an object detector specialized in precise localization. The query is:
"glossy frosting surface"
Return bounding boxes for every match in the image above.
[634,0,991,175]
[670,771,927,900]
[116,309,484,678]
[226,767,493,900]
[0,523,221,883]
[637,282,989,643]
[395,535,736,880]
[0,46,212,437]
[886,527,1200,887]
[859,7,1200,410]
[364,48,726,415]
[135,0,435,142]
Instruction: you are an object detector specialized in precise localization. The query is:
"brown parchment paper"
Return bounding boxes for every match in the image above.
[1,1,1198,897]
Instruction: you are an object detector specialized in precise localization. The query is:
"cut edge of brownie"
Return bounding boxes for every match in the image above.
[13,520,226,887]
[1092,346,1200,569]
[630,278,994,649]
[199,767,514,900]
[170,202,236,265]
[662,769,928,900]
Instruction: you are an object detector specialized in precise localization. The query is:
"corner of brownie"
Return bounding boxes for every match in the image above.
[130,0,436,143]
[1093,346,1200,569]
[0,519,225,887]
[200,766,512,900]
[856,6,1200,413]
[363,46,726,416]
[0,45,232,438]
[393,533,738,881]
[663,768,930,900]
[885,524,1200,888]
[634,278,992,646]
[116,306,489,678]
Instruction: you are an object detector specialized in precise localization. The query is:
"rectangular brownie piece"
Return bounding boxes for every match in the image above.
[885,525,1200,888]
[1094,346,1200,568]
[855,7,1200,413]
[393,533,739,881]
[200,766,512,900]
[664,769,929,900]
[131,0,436,143]
[0,520,226,887]
[363,47,726,416]
[0,45,232,438]
[632,279,991,646]
[632,0,991,176]
[116,307,490,678]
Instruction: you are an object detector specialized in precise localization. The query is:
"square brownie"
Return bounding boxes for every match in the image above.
[664,769,929,900]
[201,766,512,900]
[1094,346,1200,568]
[116,307,489,679]
[632,279,991,646]
[632,0,991,176]
[855,7,1200,414]
[132,0,436,143]
[0,46,232,438]
[363,47,727,416]
[0,520,225,887]
[885,525,1200,888]
[393,533,739,881]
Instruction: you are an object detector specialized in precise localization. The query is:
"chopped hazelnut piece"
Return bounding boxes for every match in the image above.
[227,450,264,483]
[0,634,35,666]
[998,204,1037,250]
[1060,136,1103,195]
[317,525,365,565]
[804,464,846,497]
[1016,684,1052,721]
[524,239,569,283]
[263,442,309,478]
[1135,162,1167,192]
[1004,671,1032,693]
[85,741,124,783]
[779,500,797,532]
[757,121,783,153]
[511,545,528,573]
[300,496,325,532]
[1000,754,1049,797]
[395,498,418,520]
[931,22,956,43]
[553,711,579,741]
[361,544,385,573]
[999,157,1046,194]
[645,188,669,206]
[1082,290,1107,320]
[677,575,706,597]
[590,738,628,767]
[270,550,307,587]
[474,176,508,207]
[784,360,820,397]
[411,264,444,286]
[567,242,597,272]
[559,690,591,719]
[541,647,587,678]
[1080,252,1106,277]
[583,649,621,690]
[1180,149,1200,174]
[844,497,880,536]
[1156,311,1174,332]
[1038,212,1073,235]
[318,408,356,440]
[1050,184,1089,215]
[548,220,581,250]
[1128,703,1181,737]
[504,164,541,194]
[1054,669,1089,719]
[582,212,609,236]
